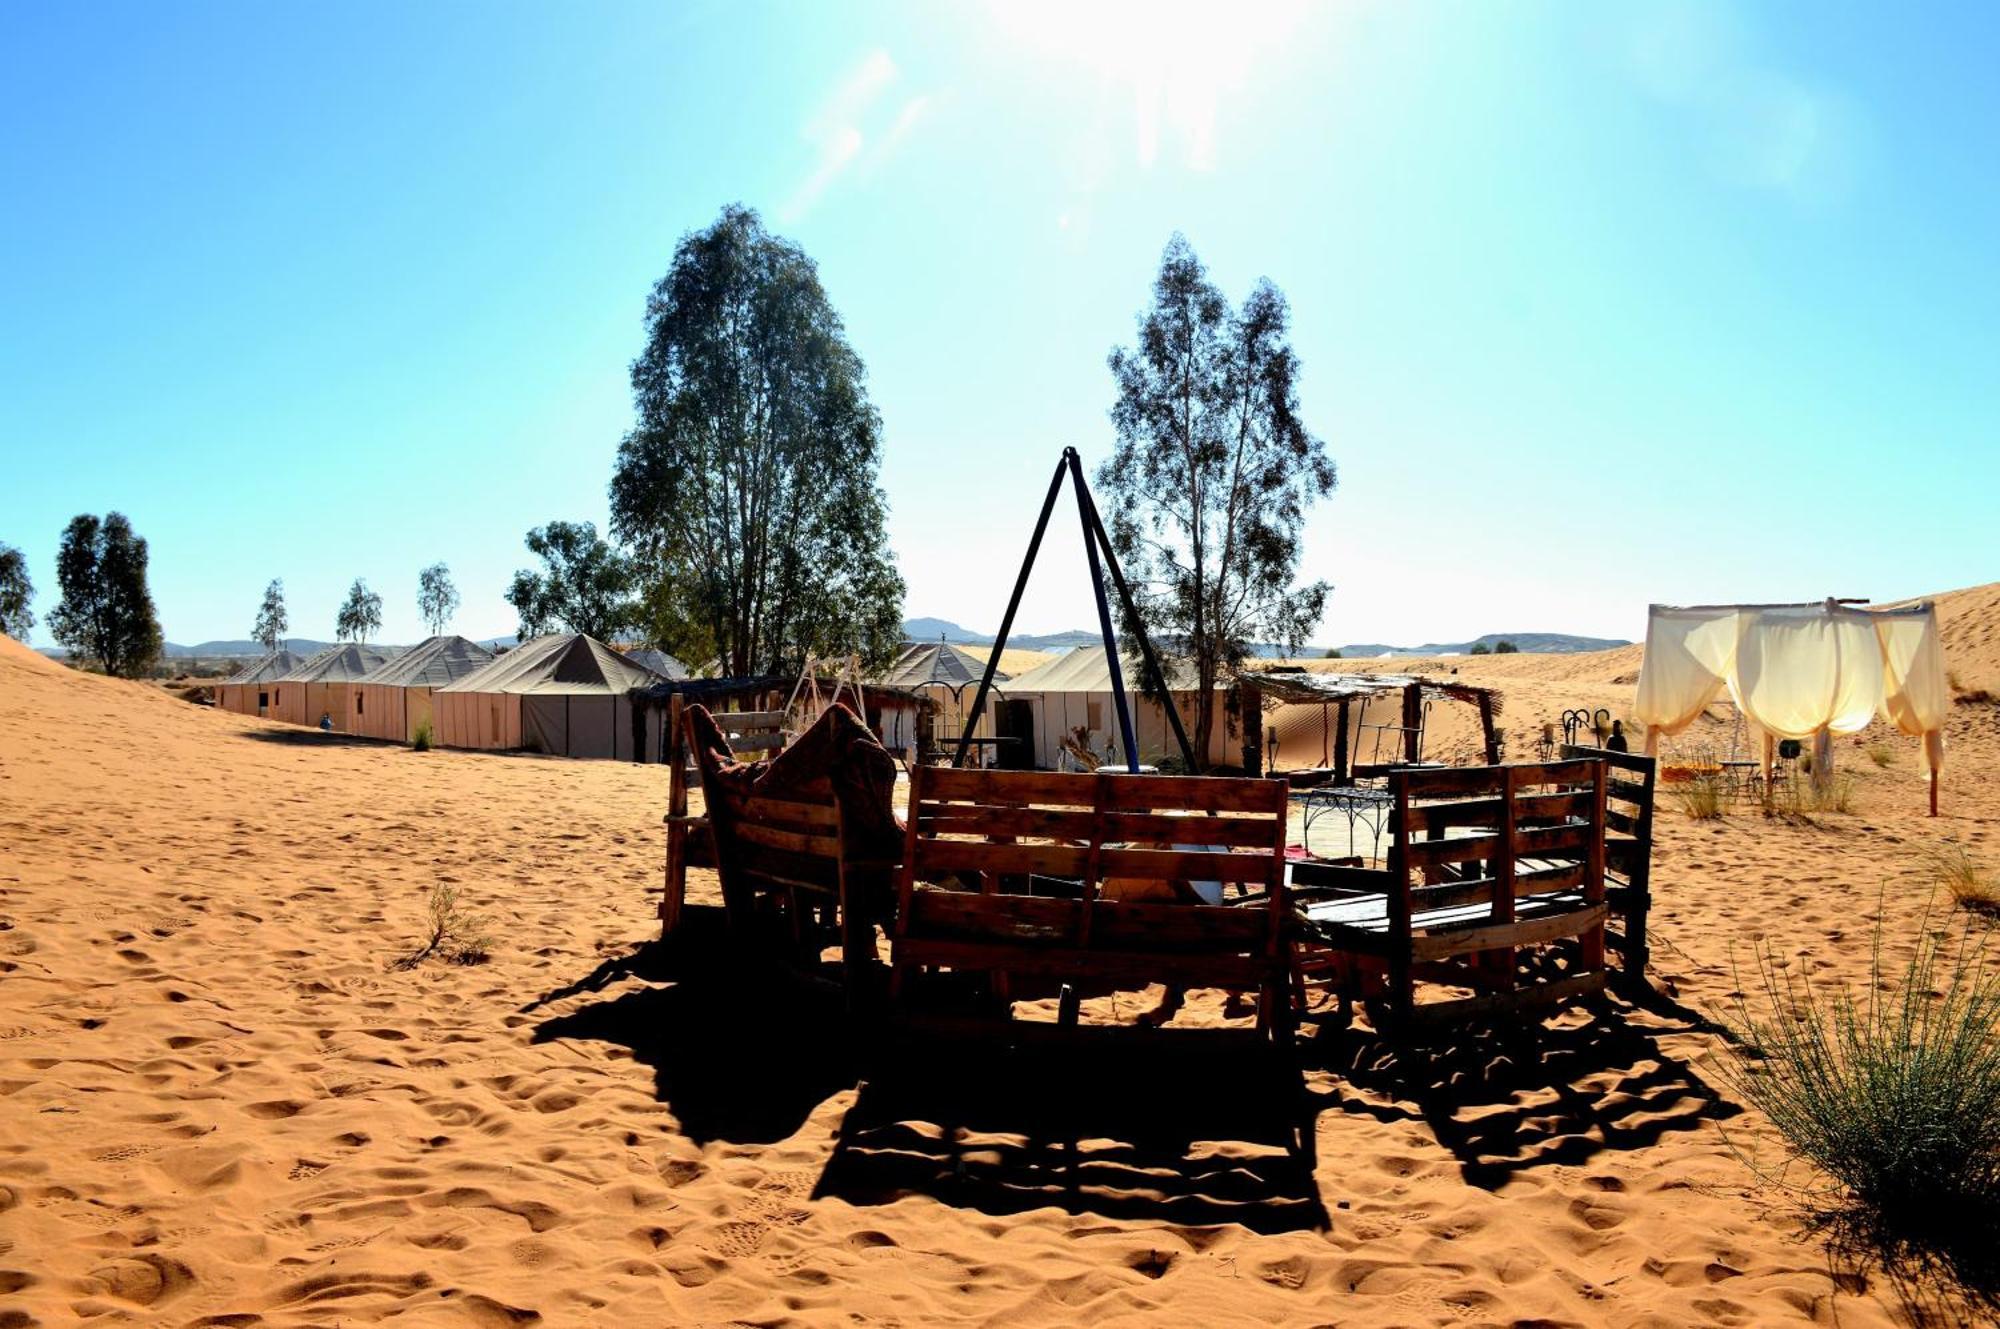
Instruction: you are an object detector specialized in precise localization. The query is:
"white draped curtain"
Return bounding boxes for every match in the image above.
[1634,601,1948,778]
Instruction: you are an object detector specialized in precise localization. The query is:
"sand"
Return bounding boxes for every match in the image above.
[2,585,1996,1326]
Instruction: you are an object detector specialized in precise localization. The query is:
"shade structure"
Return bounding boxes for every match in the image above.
[431,633,667,759]
[1000,645,1232,770]
[266,643,398,729]
[212,649,310,718]
[345,635,495,743]
[1634,600,1949,804]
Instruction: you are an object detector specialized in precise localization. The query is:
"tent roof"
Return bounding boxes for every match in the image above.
[436,633,666,696]
[1003,644,1220,693]
[876,642,1002,690]
[224,649,310,683]
[356,635,495,688]
[275,642,398,683]
[622,648,689,681]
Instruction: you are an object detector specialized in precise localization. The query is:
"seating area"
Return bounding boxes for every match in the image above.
[660,699,1660,1049]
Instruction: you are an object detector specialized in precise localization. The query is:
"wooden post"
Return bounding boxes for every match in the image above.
[1401,682,1423,764]
[1930,768,1940,818]
[1241,682,1263,776]
[661,693,688,936]
[1386,773,1414,1029]
[1333,697,1351,784]
[1477,690,1500,766]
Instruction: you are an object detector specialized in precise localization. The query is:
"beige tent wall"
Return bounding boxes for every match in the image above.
[1013,689,1233,769]
[273,680,354,731]
[433,690,522,751]
[348,682,434,743]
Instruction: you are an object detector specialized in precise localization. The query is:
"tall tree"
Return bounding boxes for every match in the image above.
[417,562,459,637]
[610,204,905,676]
[0,543,33,639]
[505,521,635,641]
[252,579,288,652]
[1097,235,1337,769]
[334,578,383,642]
[48,513,164,677]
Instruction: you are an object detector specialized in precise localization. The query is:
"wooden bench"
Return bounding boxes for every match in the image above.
[680,704,898,999]
[1561,744,1657,991]
[892,767,1293,1041]
[661,696,789,935]
[1293,758,1609,1034]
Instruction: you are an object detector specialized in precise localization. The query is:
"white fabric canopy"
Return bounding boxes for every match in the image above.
[1634,600,1948,777]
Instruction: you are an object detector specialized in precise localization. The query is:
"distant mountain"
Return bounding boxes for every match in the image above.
[1332,632,1630,658]
[901,617,987,645]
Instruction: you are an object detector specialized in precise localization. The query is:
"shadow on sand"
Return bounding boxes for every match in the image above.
[528,914,1739,1231]
[235,727,405,748]
[1307,991,1741,1189]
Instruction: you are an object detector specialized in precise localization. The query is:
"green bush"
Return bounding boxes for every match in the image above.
[1718,901,2000,1297]
[411,718,435,752]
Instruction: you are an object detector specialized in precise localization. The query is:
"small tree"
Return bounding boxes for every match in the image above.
[335,578,383,642]
[252,579,288,652]
[1469,642,1492,656]
[48,513,163,677]
[1098,234,1337,768]
[0,543,34,639]
[505,521,636,641]
[417,562,459,637]
[1494,640,1520,654]
[1323,647,1343,660]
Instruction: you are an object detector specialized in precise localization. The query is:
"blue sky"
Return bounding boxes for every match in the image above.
[2,2,1994,650]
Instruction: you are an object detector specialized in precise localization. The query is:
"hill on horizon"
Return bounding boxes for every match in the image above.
[904,617,1629,658]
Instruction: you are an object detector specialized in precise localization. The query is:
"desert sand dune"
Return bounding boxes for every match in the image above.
[2,590,1996,1325]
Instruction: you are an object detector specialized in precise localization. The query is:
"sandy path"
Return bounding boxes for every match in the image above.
[2,607,1995,1325]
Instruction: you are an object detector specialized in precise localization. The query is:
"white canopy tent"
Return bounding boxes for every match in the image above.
[1633,599,1949,812]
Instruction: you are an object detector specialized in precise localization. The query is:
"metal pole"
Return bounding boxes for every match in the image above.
[953,454,1069,767]
[1066,449,1141,773]
[1070,453,1197,770]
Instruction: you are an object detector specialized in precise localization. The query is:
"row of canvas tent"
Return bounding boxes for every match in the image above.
[214,634,691,760]
[881,641,1469,773]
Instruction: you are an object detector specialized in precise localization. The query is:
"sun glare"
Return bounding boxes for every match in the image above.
[987,0,1310,169]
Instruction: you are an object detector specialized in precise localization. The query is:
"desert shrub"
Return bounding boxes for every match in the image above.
[1865,741,1895,769]
[392,883,494,969]
[412,718,435,752]
[1763,770,1858,822]
[1669,771,1727,820]
[1718,903,2000,1299]
[1929,845,2000,915]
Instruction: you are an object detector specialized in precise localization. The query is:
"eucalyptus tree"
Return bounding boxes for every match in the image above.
[610,204,904,676]
[1098,234,1337,768]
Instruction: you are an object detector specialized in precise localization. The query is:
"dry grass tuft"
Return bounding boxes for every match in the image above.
[1865,741,1896,769]
[1929,845,2000,915]
[1670,773,1728,820]
[391,882,493,969]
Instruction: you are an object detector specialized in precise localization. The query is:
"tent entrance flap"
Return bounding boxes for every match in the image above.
[954,447,1194,773]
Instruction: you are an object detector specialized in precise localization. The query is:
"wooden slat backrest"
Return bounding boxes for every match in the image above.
[1385,759,1607,936]
[898,766,1288,954]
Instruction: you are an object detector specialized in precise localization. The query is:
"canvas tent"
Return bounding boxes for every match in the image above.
[213,649,310,718]
[267,643,398,729]
[431,633,666,759]
[1000,645,1234,770]
[1634,599,1950,810]
[623,649,690,681]
[345,635,495,743]
[873,641,1007,758]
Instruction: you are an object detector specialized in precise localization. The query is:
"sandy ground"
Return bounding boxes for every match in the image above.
[1,585,1996,1327]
